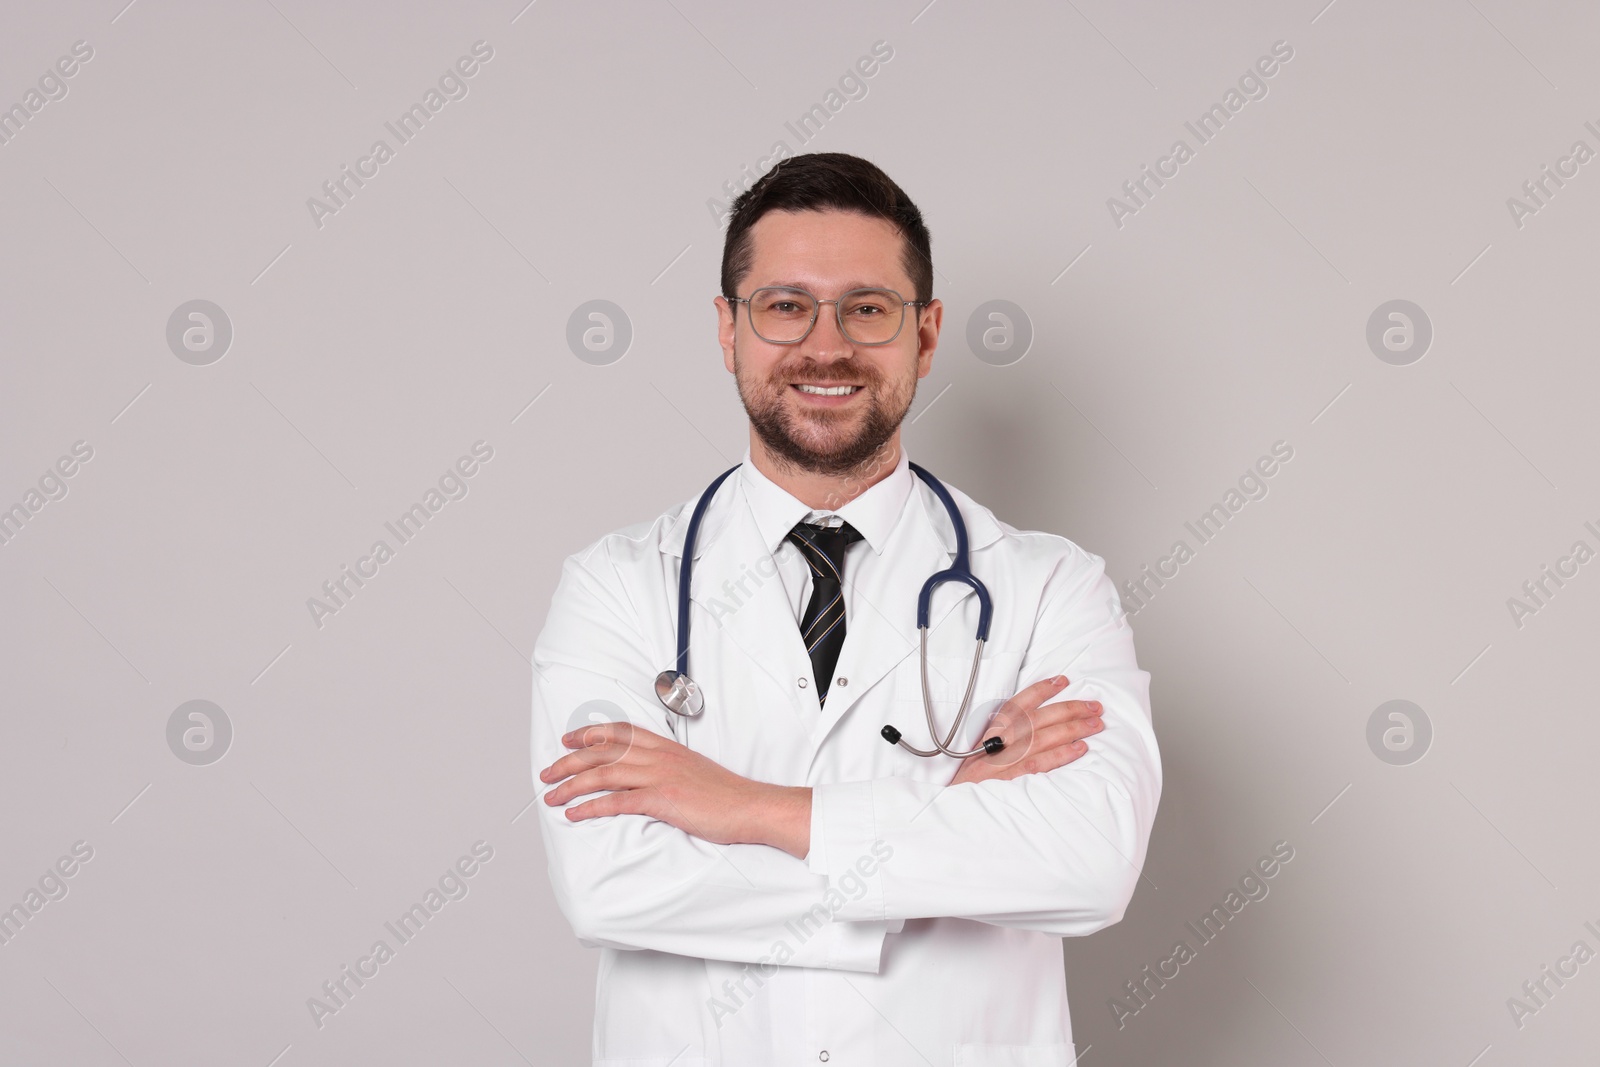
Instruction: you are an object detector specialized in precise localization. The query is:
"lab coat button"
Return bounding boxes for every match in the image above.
[798,677,808,688]
[836,677,847,686]
[818,1053,829,1063]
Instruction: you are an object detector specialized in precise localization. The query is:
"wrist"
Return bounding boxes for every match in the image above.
[746,783,812,858]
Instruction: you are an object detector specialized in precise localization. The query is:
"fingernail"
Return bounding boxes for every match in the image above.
[1091,701,1102,711]
[1053,675,1068,685]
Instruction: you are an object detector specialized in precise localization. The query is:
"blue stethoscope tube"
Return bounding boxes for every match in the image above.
[655,462,1004,759]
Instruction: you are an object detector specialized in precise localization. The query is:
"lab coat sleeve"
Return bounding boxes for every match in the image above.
[532,540,896,972]
[806,542,1162,936]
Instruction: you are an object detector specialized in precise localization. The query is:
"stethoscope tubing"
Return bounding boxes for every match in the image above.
[664,461,1002,759]
[673,464,740,677]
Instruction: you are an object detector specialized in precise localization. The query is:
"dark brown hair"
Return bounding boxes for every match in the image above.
[719,152,933,303]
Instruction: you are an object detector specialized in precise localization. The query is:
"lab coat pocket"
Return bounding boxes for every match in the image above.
[891,650,1023,754]
[952,1041,1076,1066]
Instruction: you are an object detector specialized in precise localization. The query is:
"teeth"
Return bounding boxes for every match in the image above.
[796,384,859,396]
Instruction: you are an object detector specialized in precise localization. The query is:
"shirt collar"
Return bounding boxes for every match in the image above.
[738,444,913,557]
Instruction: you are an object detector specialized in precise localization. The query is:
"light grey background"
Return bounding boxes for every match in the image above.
[2,0,1595,1064]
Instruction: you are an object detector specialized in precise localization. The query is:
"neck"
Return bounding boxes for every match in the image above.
[748,431,902,511]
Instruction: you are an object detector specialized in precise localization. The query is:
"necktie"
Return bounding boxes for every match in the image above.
[786,520,864,706]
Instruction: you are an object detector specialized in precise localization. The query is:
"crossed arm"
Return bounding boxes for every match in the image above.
[531,540,1161,970]
[538,673,1107,859]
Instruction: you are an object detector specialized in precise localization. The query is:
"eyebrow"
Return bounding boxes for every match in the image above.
[761,280,896,293]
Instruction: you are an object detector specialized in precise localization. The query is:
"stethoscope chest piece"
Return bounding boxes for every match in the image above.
[655,669,704,717]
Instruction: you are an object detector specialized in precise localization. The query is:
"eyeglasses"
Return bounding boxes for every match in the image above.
[727,286,929,346]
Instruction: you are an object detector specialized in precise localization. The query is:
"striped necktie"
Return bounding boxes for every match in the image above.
[786,520,864,706]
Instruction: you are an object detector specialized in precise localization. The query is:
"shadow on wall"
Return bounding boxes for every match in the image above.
[911,371,1260,1056]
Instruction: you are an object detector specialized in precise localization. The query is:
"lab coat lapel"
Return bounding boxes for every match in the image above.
[674,491,814,720]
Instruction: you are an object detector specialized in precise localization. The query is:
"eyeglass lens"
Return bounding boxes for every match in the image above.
[748,288,907,344]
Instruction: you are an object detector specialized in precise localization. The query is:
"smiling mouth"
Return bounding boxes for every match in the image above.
[792,383,863,396]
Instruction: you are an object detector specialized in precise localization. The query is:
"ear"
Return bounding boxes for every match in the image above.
[715,296,737,374]
[915,298,943,379]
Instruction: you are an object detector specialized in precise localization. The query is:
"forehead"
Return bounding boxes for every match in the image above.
[741,209,913,293]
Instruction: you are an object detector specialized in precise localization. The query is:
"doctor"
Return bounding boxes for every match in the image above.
[533,152,1160,1066]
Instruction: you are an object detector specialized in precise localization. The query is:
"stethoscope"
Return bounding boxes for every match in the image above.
[653,462,1006,759]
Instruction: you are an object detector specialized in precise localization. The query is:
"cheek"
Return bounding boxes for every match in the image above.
[736,349,790,393]
[886,349,923,387]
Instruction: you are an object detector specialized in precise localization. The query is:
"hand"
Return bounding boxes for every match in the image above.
[538,722,811,856]
[948,675,1104,787]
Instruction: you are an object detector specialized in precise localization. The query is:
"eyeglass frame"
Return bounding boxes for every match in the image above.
[726,286,932,346]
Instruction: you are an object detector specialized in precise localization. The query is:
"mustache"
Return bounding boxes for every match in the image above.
[773,360,878,385]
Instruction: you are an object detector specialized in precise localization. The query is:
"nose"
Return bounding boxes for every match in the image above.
[799,302,852,362]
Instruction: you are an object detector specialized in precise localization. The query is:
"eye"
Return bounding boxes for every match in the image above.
[842,291,898,318]
[754,290,813,316]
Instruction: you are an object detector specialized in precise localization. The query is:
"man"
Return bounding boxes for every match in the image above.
[533,152,1160,1066]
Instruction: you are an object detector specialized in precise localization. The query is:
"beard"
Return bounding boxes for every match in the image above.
[733,345,917,478]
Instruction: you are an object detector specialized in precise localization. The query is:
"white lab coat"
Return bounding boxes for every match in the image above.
[531,452,1161,1067]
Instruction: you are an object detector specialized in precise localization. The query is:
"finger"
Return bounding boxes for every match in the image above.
[541,742,642,788]
[1030,698,1104,728]
[546,720,668,783]
[986,713,1102,768]
[1028,715,1105,753]
[560,721,649,750]
[565,789,649,822]
[999,738,1090,779]
[1005,675,1070,713]
[984,698,1099,743]
[545,759,648,806]
[540,743,617,783]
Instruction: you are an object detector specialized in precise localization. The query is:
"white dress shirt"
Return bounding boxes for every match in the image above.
[739,443,913,636]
